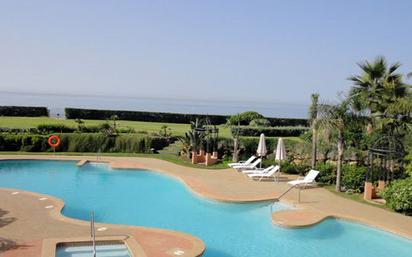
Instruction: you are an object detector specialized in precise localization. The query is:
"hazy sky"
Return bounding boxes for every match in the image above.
[1,0,411,105]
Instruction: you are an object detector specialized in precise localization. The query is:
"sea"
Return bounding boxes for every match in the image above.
[0,92,308,118]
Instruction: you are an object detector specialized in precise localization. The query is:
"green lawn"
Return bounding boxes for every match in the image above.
[323,185,393,212]
[0,116,232,137]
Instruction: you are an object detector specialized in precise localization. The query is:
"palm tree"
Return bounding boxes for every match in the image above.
[317,100,353,192]
[309,93,319,169]
[348,57,408,132]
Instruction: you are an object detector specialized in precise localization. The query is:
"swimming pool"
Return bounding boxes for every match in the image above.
[0,160,411,257]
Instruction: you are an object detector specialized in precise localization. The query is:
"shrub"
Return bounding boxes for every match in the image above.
[0,133,49,151]
[381,178,412,215]
[65,108,228,125]
[228,111,264,125]
[341,165,368,192]
[239,137,276,158]
[267,117,308,127]
[37,124,101,133]
[0,127,41,134]
[313,163,368,191]
[249,118,271,127]
[58,133,170,153]
[0,106,49,117]
[405,150,412,177]
[280,162,308,175]
[37,124,76,133]
[315,163,337,184]
[231,126,308,137]
[0,133,171,153]
[260,158,308,175]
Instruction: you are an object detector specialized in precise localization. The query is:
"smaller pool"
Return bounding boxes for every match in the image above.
[56,241,131,257]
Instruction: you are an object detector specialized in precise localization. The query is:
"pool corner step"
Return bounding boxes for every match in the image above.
[76,160,89,167]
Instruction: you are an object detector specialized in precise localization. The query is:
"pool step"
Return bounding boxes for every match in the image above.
[76,160,89,167]
[57,244,130,257]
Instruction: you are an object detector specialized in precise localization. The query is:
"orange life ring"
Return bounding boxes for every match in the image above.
[48,135,61,148]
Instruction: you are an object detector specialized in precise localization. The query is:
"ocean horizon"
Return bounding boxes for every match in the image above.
[0,92,308,119]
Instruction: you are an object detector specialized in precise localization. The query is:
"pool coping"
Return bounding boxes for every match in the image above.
[1,155,412,247]
[42,236,144,257]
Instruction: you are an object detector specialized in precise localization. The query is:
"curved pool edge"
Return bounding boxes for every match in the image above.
[1,156,412,243]
[271,206,412,241]
[0,187,205,257]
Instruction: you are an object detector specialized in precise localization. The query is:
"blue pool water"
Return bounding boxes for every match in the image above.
[1,160,411,257]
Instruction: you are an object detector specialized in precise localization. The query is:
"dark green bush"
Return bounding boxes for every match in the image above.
[280,162,308,175]
[239,137,277,158]
[267,117,308,127]
[0,133,171,153]
[0,106,49,117]
[37,124,76,133]
[260,159,306,174]
[0,127,41,134]
[249,118,271,127]
[228,111,265,125]
[231,126,308,137]
[313,163,367,191]
[65,107,308,126]
[381,178,412,215]
[0,133,48,151]
[58,134,170,153]
[65,108,228,124]
[315,163,337,184]
[341,165,368,192]
[37,124,101,133]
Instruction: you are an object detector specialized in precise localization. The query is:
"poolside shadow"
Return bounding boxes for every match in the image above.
[0,209,16,228]
[204,247,236,257]
[0,238,35,253]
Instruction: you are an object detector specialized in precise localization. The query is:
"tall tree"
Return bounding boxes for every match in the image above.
[309,93,319,169]
[348,57,408,132]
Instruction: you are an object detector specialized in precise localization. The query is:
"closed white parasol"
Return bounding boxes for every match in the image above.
[256,133,267,168]
[275,137,286,161]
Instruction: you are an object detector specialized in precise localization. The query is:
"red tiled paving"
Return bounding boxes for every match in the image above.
[272,209,329,228]
[0,188,204,257]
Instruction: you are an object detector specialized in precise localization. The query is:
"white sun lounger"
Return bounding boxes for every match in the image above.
[248,165,280,181]
[232,158,262,170]
[228,156,256,168]
[242,165,275,174]
[288,169,319,187]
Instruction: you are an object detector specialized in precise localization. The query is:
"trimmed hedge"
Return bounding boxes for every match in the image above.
[0,106,49,117]
[0,127,41,134]
[267,117,308,127]
[231,126,308,137]
[0,133,48,151]
[65,108,228,124]
[65,107,309,126]
[37,124,100,133]
[0,133,170,153]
